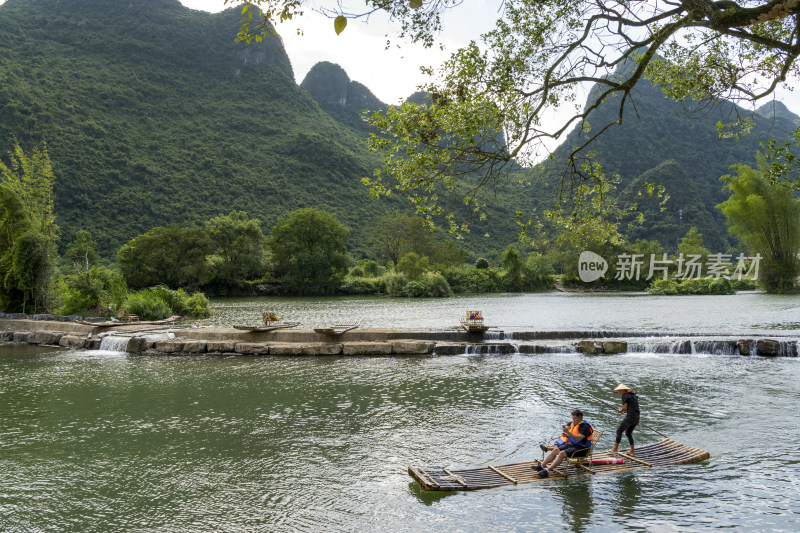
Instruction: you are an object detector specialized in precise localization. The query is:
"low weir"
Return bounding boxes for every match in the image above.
[0,317,797,357]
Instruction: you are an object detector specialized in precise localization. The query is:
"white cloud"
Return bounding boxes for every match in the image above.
[179,0,494,104]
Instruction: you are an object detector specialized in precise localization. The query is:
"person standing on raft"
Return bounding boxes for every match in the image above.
[610,384,639,457]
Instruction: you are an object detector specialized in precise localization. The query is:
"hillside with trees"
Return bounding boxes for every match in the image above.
[530,59,799,252]
[0,0,532,258]
[0,0,388,255]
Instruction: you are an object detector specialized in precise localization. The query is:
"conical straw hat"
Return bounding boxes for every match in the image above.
[613,383,631,392]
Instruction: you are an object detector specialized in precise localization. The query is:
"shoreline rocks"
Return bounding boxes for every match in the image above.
[0,318,797,357]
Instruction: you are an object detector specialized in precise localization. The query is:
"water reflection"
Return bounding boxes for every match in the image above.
[408,482,455,505]
[551,479,594,532]
[1,347,799,531]
[610,472,641,516]
[209,292,800,332]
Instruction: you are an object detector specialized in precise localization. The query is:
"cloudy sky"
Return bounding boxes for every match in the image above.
[179,0,499,104]
[182,0,800,114]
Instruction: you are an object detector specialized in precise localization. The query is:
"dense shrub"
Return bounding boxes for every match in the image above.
[361,260,381,277]
[647,278,679,295]
[339,276,388,295]
[123,286,212,319]
[55,265,127,317]
[522,252,555,291]
[419,271,452,297]
[647,277,735,295]
[122,291,171,320]
[441,265,503,293]
[395,271,452,297]
[384,271,409,297]
[730,278,757,291]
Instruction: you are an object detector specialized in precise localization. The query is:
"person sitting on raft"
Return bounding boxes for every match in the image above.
[610,383,640,457]
[533,409,595,478]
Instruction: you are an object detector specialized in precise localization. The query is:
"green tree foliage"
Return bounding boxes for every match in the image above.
[718,163,800,293]
[522,252,555,291]
[430,239,469,267]
[206,211,267,293]
[236,1,800,231]
[395,252,431,280]
[0,142,58,312]
[65,230,99,273]
[118,225,214,291]
[368,212,438,264]
[501,245,523,291]
[55,230,126,316]
[545,176,632,282]
[268,208,351,294]
[441,264,503,293]
[677,227,711,265]
[56,265,127,317]
[361,260,381,277]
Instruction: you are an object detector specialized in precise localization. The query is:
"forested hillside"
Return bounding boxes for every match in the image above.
[0,0,389,255]
[538,61,798,251]
[1,0,797,260]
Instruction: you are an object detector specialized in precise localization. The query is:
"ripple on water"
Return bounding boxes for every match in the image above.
[0,347,798,531]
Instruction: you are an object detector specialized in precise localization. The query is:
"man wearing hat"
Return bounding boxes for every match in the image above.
[610,384,639,456]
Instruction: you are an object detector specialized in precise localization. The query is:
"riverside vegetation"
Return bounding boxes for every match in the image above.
[3,139,796,322]
[1,1,799,320]
[1,0,798,259]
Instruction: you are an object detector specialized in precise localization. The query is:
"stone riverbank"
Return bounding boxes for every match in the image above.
[1,317,798,357]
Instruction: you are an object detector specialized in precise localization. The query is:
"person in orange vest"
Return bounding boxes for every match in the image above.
[610,383,640,457]
[533,409,594,478]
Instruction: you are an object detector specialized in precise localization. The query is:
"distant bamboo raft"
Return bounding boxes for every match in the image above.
[233,321,300,332]
[408,439,710,491]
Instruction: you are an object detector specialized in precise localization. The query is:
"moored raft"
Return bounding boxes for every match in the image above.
[408,439,710,491]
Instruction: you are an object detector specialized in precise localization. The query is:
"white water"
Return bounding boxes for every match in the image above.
[98,335,130,352]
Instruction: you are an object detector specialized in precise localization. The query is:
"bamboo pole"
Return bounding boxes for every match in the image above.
[488,465,518,484]
[442,468,468,487]
[615,452,653,467]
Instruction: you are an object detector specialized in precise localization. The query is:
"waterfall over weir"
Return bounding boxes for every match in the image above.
[98,335,130,353]
[457,337,799,356]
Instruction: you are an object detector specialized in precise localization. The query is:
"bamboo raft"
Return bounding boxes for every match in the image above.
[460,317,489,333]
[408,439,710,491]
[233,321,300,332]
[314,319,362,336]
[76,316,182,328]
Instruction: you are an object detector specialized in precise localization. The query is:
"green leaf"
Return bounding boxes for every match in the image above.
[410,0,423,8]
[334,16,347,35]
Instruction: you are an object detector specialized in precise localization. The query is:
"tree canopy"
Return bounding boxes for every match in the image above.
[718,159,800,293]
[233,0,800,227]
[268,208,351,294]
[0,142,58,312]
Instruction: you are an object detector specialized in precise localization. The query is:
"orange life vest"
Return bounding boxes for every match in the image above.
[565,421,594,447]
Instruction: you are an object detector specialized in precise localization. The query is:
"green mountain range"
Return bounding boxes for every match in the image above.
[1,0,797,260]
[0,0,393,256]
[543,65,799,251]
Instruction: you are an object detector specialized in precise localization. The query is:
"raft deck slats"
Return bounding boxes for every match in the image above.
[314,319,362,336]
[409,439,709,491]
[233,321,300,331]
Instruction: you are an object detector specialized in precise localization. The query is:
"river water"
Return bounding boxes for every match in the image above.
[1,293,799,532]
[207,291,799,332]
